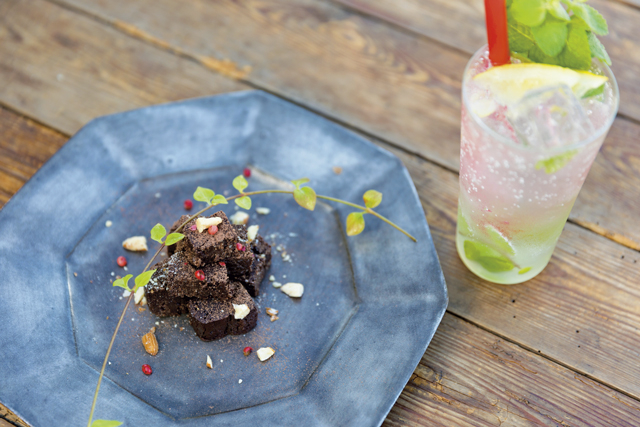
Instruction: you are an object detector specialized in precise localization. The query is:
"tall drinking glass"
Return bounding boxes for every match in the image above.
[457,46,619,284]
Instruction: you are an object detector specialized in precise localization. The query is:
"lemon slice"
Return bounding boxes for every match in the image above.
[471,63,607,116]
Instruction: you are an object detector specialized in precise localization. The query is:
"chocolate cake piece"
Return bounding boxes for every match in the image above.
[229,226,272,296]
[162,251,232,300]
[146,259,190,317]
[188,282,258,341]
[167,215,190,257]
[176,211,245,267]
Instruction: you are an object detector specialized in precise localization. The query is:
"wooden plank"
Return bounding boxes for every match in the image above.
[0,0,246,136]
[46,0,640,251]
[335,0,640,122]
[383,141,640,401]
[384,313,640,427]
[0,403,28,427]
[0,106,67,208]
[47,0,465,169]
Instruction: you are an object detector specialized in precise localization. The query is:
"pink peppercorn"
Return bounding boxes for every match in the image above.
[243,168,251,178]
[208,225,218,235]
[142,364,152,375]
[184,199,193,210]
[116,256,127,267]
[236,243,245,251]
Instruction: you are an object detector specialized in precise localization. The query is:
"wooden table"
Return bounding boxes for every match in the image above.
[1,0,640,425]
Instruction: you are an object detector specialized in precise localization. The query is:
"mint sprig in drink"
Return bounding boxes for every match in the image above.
[457,0,619,284]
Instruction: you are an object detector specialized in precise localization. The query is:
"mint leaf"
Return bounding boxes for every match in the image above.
[587,32,611,66]
[235,196,252,210]
[582,83,605,98]
[150,223,166,243]
[363,190,382,209]
[557,20,591,70]
[211,194,228,205]
[569,3,608,35]
[511,0,547,27]
[134,270,156,291]
[535,149,578,174]
[548,0,570,21]
[346,212,365,236]
[193,186,215,204]
[531,18,568,57]
[463,240,514,273]
[291,178,310,189]
[91,421,123,427]
[232,175,248,193]
[293,187,316,211]
[508,16,536,53]
[518,267,532,275]
[113,274,133,291]
[485,225,515,256]
[165,232,184,246]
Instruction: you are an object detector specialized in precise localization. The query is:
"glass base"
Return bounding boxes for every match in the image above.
[456,233,549,285]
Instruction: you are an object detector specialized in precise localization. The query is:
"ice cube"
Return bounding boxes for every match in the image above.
[507,85,594,148]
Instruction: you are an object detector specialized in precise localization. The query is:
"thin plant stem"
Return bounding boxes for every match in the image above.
[87,187,414,425]
[316,195,417,242]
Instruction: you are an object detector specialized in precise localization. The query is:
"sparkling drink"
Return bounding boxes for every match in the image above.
[457,47,619,284]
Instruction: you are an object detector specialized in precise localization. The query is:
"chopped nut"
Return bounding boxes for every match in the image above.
[141,327,158,356]
[272,281,282,288]
[266,307,279,316]
[281,282,304,298]
[134,286,145,304]
[122,236,148,252]
[180,327,184,332]
[276,245,284,252]
[206,355,213,369]
[256,347,275,361]
[239,379,243,384]
[233,303,250,319]
[123,289,132,297]
[140,296,147,306]
[73,272,78,277]
[105,220,113,227]
[269,275,276,282]
[229,211,249,225]
[270,315,279,322]
[196,217,222,233]
[333,166,343,175]
[247,225,259,242]
[256,207,271,215]
[137,307,146,312]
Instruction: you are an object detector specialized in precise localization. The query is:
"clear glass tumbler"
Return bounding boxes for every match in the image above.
[456,46,619,284]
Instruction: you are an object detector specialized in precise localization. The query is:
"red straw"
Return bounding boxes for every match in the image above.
[484,0,510,66]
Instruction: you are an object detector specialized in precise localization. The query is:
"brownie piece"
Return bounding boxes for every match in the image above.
[188,282,258,341]
[229,226,272,296]
[146,259,190,317]
[176,211,244,267]
[162,251,232,300]
[167,215,190,257]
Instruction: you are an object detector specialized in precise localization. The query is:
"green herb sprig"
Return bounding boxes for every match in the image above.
[507,0,611,70]
[88,175,415,426]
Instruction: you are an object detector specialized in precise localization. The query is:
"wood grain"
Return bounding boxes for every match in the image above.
[44,0,640,251]
[0,107,68,208]
[0,0,245,136]
[384,313,640,427]
[51,0,465,169]
[0,403,27,427]
[335,0,640,122]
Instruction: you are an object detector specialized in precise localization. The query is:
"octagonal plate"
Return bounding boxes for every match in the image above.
[0,91,447,426]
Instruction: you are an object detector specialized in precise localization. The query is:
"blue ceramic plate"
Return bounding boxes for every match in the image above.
[0,91,447,426]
